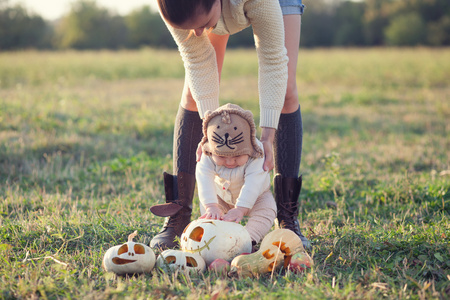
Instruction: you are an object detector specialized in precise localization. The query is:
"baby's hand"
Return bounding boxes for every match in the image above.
[222,206,249,223]
[200,203,223,220]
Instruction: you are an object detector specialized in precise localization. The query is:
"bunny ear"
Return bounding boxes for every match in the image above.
[221,111,231,124]
[203,110,212,119]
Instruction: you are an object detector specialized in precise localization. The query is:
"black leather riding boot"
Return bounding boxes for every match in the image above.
[149,171,195,250]
[274,173,311,249]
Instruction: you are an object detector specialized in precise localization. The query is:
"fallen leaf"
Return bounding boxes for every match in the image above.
[434,253,444,262]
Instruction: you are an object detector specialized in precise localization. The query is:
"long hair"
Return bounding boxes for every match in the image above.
[157,0,217,26]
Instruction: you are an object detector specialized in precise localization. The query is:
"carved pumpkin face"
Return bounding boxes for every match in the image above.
[259,228,305,269]
[229,244,284,277]
[103,231,156,275]
[156,249,206,273]
[229,228,307,277]
[180,219,252,265]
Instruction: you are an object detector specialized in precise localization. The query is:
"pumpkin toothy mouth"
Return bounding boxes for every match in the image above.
[112,257,137,265]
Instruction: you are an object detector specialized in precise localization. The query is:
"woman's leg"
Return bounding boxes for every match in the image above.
[273,4,311,249]
[150,33,229,250]
[282,14,302,115]
[274,14,302,177]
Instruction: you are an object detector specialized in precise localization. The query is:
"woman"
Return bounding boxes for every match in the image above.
[149,0,310,250]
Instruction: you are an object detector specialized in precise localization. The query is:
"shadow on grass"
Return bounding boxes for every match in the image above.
[0,125,174,194]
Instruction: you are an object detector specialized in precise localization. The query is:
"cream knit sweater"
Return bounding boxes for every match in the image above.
[162,0,288,129]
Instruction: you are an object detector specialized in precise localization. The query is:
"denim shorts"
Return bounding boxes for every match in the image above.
[279,0,305,15]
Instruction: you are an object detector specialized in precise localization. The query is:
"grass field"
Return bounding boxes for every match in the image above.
[0,48,449,299]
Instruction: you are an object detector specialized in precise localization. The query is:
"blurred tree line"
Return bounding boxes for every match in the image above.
[0,0,449,50]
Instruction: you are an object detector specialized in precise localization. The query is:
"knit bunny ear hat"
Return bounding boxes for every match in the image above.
[201,103,263,158]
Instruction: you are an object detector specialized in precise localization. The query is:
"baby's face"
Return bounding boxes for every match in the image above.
[211,154,249,169]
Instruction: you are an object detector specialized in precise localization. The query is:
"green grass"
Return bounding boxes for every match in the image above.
[0,48,449,299]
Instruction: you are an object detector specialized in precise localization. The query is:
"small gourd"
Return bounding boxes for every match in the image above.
[288,251,314,273]
[103,231,156,275]
[229,229,307,277]
[180,219,252,265]
[156,249,206,273]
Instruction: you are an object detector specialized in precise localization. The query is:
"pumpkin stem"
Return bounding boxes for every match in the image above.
[128,230,138,242]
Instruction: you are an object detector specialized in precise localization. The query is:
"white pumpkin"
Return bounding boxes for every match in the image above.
[156,249,206,273]
[180,219,252,265]
[103,231,156,275]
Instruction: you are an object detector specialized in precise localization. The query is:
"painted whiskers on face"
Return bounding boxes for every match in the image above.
[212,131,244,150]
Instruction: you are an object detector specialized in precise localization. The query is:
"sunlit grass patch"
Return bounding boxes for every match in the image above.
[0,48,449,299]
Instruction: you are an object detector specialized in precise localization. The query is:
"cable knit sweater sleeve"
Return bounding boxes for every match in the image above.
[244,0,289,129]
[162,19,220,118]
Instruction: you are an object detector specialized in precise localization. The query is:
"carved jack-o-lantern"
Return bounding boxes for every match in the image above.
[156,249,206,273]
[102,231,156,275]
[180,219,252,265]
[229,229,308,277]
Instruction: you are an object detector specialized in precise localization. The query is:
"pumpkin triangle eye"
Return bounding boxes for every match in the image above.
[165,256,177,264]
[186,256,198,267]
[262,249,275,260]
[134,244,146,254]
[118,244,128,255]
[189,227,204,242]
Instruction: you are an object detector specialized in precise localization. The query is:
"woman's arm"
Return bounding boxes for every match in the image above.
[161,18,220,118]
[260,127,276,171]
[245,0,288,129]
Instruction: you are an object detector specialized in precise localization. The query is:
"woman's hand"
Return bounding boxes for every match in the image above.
[222,206,250,223]
[200,203,223,220]
[260,127,276,172]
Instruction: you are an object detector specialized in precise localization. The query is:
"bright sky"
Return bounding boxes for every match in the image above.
[10,0,159,20]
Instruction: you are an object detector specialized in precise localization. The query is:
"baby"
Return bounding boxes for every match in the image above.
[196,103,277,244]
